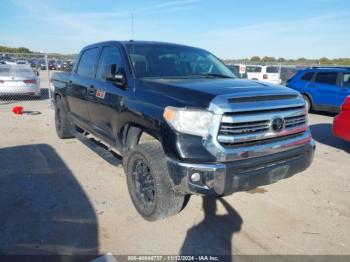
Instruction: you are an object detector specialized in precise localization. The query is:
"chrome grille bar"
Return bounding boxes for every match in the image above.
[218,107,308,145]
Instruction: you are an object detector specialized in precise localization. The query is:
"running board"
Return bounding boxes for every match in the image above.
[71,129,122,167]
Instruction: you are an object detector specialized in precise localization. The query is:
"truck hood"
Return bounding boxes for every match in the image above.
[141,78,299,108]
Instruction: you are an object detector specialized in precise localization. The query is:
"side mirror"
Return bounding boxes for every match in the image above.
[105,64,127,87]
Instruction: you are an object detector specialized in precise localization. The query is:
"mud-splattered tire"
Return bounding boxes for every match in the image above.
[123,142,185,221]
[55,96,74,139]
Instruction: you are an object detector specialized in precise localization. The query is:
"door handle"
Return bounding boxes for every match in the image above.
[87,85,95,95]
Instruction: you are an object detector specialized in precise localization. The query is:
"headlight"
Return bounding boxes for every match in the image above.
[163,106,213,138]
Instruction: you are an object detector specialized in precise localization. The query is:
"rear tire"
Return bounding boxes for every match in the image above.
[55,96,74,139]
[123,142,185,221]
[302,94,312,112]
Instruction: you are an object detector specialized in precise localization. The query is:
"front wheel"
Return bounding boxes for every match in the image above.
[55,96,74,139]
[123,142,185,221]
[302,95,312,112]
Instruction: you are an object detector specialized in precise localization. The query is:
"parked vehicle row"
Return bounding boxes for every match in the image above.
[226,64,284,85]
[1,57,74,72]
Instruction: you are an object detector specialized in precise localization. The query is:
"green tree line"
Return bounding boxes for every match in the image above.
[226,56,350,65]
[0,45,32,53]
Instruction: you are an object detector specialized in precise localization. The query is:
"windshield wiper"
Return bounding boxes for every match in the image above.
[188,73,234,79]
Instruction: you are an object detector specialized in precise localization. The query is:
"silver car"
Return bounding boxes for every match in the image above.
[0,64,41,97]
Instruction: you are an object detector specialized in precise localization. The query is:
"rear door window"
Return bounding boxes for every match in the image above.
[314,72,338,85]
[266,66,279,73]
[300,72,315,81]
[77,47,100,78]
[342,73,350,87]
[246,66,262,73]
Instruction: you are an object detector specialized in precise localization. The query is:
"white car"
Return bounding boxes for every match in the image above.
[16,60,29,65]
[246,65,282,84]
[4,59,17,65]
[0,64,41,97]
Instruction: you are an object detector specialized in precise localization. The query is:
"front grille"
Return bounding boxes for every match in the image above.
[218,105,308,146]
[219,120,270,135]
[285,115,307,128]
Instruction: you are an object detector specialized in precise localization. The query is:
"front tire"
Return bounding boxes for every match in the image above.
[123,142,185,221]
[55,96,74,139]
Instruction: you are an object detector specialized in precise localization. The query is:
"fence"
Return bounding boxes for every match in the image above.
[0,52,76,111]
[1,53,348,110]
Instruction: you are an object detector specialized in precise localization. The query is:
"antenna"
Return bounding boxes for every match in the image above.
[131,12,134,40]
[130,12,136,92]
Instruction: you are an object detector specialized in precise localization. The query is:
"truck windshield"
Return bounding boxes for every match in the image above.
[125,43,236,79]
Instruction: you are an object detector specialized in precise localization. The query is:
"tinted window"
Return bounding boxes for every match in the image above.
[227,65,239,75]
[266,66,279,73]
[314,72,338,85]
[342,73,350,87]
[125,43,235,78]
[246,66,262,73]
[301,72,315,81]
[96,47,122,80]
[0,65,34,76]
[77,48,99,78]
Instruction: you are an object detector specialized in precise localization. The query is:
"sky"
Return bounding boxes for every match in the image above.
[1,0,349,59]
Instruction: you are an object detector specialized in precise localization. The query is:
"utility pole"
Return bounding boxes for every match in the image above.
[44,52,52,102]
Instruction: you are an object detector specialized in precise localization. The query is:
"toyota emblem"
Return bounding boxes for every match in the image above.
[272,117,285,132]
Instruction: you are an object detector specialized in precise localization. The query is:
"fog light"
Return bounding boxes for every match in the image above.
[190,172,201,182]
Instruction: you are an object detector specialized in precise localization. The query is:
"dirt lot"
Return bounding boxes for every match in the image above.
[0,73,349,256]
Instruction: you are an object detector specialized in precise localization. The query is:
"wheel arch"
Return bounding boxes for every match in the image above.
[301,92,314,107]
[120,123,162,154]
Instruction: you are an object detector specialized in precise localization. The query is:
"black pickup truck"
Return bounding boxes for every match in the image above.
[52,41,315,221]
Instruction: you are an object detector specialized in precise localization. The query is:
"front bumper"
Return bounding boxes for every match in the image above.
[167,140,315,196]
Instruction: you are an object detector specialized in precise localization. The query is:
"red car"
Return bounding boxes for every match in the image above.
[333,96,350,141]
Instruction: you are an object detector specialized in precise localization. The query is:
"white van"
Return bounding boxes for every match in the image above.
[246,65,282,84]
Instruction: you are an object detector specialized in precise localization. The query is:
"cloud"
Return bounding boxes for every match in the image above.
[202,12,350,58]
[9,0,200,52]
[11,0,199,20]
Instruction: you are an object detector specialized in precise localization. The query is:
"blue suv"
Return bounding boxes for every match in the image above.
[287,67,350,113]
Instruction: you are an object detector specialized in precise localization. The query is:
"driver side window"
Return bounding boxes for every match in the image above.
[96,46,122,80]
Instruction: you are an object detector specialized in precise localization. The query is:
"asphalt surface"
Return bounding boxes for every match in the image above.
[0,72,349,256]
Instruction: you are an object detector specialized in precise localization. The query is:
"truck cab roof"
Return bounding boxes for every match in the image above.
[82,40,205,52]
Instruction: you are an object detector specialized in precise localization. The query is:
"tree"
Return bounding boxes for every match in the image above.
[277,57,286,62]
[0,45,32,53]
[262,56,276,62]
[319,57,330,64]
[296,58,307,63]
[250,56,261,62]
